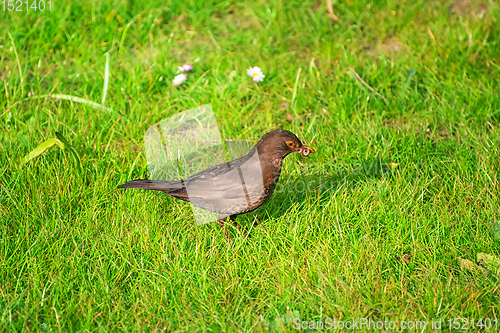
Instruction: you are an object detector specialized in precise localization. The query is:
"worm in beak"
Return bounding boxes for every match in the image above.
[296,145,314,158]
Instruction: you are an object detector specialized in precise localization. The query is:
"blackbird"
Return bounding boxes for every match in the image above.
[117,129,314,238]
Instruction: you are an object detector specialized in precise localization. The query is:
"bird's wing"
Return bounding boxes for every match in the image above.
[186,150,264,201]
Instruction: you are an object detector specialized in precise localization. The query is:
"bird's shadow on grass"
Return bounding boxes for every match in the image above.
[238,157,397,227]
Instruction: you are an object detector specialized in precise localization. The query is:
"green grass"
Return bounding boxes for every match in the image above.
[1,0,500,331]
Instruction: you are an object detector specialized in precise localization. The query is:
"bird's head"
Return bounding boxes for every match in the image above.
[256,129,315,159]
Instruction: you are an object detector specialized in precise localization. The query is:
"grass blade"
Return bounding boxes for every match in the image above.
[27,94,112,112]
[292,67,302,108]
[102,51,110,104]
[119,16,137,56]
[7,31,24,97]
[21,138,64,166]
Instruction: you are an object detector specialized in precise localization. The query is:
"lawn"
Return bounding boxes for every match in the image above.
[1,0,500,331]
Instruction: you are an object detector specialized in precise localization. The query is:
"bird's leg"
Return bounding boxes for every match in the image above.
[230,214,241,231]
[217,215,232,241]
[230,214,249,238]
[217,214,246,239]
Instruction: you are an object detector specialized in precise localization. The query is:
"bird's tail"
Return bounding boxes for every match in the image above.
[117,179,184,193]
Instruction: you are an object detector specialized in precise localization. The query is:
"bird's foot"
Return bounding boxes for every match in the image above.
[218,216,248,241]
[218,218,233,242]
[234,222,251,238]
[225,230,234,243]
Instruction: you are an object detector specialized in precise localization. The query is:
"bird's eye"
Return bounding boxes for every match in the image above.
[286,141,294,148]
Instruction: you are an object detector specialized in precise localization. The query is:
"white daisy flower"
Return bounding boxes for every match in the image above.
[172,74,187,86]
[178,63,194,72]
[246,66,265,82]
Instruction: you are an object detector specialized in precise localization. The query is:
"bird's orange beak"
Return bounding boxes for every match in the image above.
[301,145,315,153]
